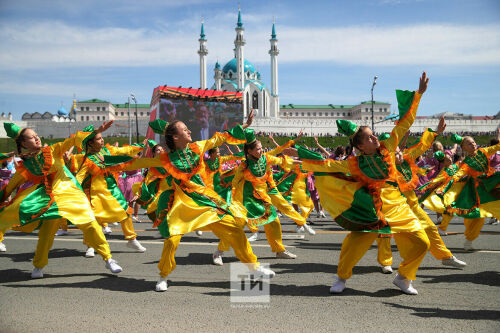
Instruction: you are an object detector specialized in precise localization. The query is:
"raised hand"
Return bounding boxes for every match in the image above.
[96,120,114,133]
[436,116,446,134]
[418,71,429,94]
[243,109,254,129]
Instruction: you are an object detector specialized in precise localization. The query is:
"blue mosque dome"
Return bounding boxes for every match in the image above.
[57,106,68,116]
[222,58,256,75]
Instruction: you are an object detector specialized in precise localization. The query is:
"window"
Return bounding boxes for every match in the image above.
[103,107,106,111]
[97,116,100,121]
[252,91,258,109]
[348,112,351,116]
[301,112,304,116]
[147,112,150,116]
[140,112,143,116]
[295,112,298,116]
[81,116,84,121]
[307,112,310,116]
[342,112,345,116]
[86,107,89,111]
[81,107,84,111]
[365,108,368,112]
[121,112,124,116]
[319,113,322,116]
[384,108,387,112]
[97,107,100,111]
[86,116,89,121]
[102,116,105,120]
[313,112,316,116]
[337,112,340,116]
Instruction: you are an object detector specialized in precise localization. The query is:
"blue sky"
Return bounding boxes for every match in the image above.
[0,0,499,119]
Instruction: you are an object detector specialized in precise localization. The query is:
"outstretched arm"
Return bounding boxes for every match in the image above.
[314,136,329,156]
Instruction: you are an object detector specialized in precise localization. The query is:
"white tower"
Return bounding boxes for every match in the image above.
[234,9,246,92]
[198,21,208,89]
[214,60,222,91]
[269,21,280,118]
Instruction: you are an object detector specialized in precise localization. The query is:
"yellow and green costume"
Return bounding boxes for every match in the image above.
[274,163,314,220]
[378,128,454,263]
[0,128,112,266]
[299,90,430,281]
[104,125,260,277]
[201,153,244,204]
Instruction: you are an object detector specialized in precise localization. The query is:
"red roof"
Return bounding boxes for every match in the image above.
[151,86,242,105]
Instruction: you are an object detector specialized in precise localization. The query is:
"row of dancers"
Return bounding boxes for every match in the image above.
[1,71,499,295]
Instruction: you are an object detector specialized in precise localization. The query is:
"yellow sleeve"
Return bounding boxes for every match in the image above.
[267,154,294,171]
[267,140,295,156]
[482,143,500,157]
[302,158,350,174]
[220,155,244,164]
[0,171,26,201]
[405,129,438,160]
[50,131,93,158]
[384,92,422,152]
[109,157,164,173]
[230,163,245,197]
[107,145,143,157]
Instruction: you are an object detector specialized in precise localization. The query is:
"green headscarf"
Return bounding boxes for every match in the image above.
[149,119,168,135]
[336,119,359,138]
[450,134,464,144]
[3,123,23,139]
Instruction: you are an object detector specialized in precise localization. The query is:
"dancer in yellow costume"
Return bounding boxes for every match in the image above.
[419,150,460,236]
[0,122,122,278]
[421,129,500,250]
[297,73,431,295]
[73,125,147,257]
[213,131,305,266]
[376,122,467,271]
[132,139,170,223]
[105,112,275,292]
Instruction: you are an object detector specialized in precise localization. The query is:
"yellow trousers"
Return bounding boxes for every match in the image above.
[86,216,137,245]
[270,193,306,226]
[33,218,112,269]
[440,214,453,231]
[158,215,258,278]
[376,238,393,266]
[464,218,485,241]
[338,229,430,281]
[218,217,286,253]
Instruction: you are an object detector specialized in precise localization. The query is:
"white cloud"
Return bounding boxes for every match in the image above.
[1,20,499,70]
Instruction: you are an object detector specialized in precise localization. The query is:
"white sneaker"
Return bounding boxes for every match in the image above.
[442,256,467,268]
[251,265,276,279]
[213,250,224,266]
[105,259,122,274]
[85,247,95,258]
[320,211,327,218]
[490,218,499,225]
[381,265,393,274]
[464,240,474,251]
[247,232,259,242]
[329,277,346,294]
[277,212,283,217]
[438,228,447,236]
[31,267,43,279]
[112,222,119,226]
[302,223,316,235]
[103,226,112,235]
[296,225,305,233]
[195,230,203,236]
[127,239,146,252]
[393,273,418,295]
[132,215,141,223]
[276,250,297,259]
[55,229,68,236]
[155,278,168,292]
[0,242,6,252]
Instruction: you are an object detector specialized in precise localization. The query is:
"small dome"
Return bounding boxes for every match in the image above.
[57,106,68,116]
[222,58,256,75]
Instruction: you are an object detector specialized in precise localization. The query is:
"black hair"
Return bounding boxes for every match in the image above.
[334,146,345,157]
[76,136,98,175]
[490,138,499,146]
[349,126,370,150]
[164,120,182,151]
[208,148,218,156]
[15,128,30,156]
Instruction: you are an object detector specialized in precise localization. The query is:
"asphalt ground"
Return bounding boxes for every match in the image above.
[1,210,499,333]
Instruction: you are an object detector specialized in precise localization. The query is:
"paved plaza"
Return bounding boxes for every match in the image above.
[1,211,499,332]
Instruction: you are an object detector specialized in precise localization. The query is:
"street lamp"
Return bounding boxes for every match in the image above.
[130,93,139,144]
[127,97,132,145]
[371,75,378,132]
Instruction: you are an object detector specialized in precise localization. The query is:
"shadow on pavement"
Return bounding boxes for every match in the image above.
[383,302,500,321]
[420,270,500,287]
